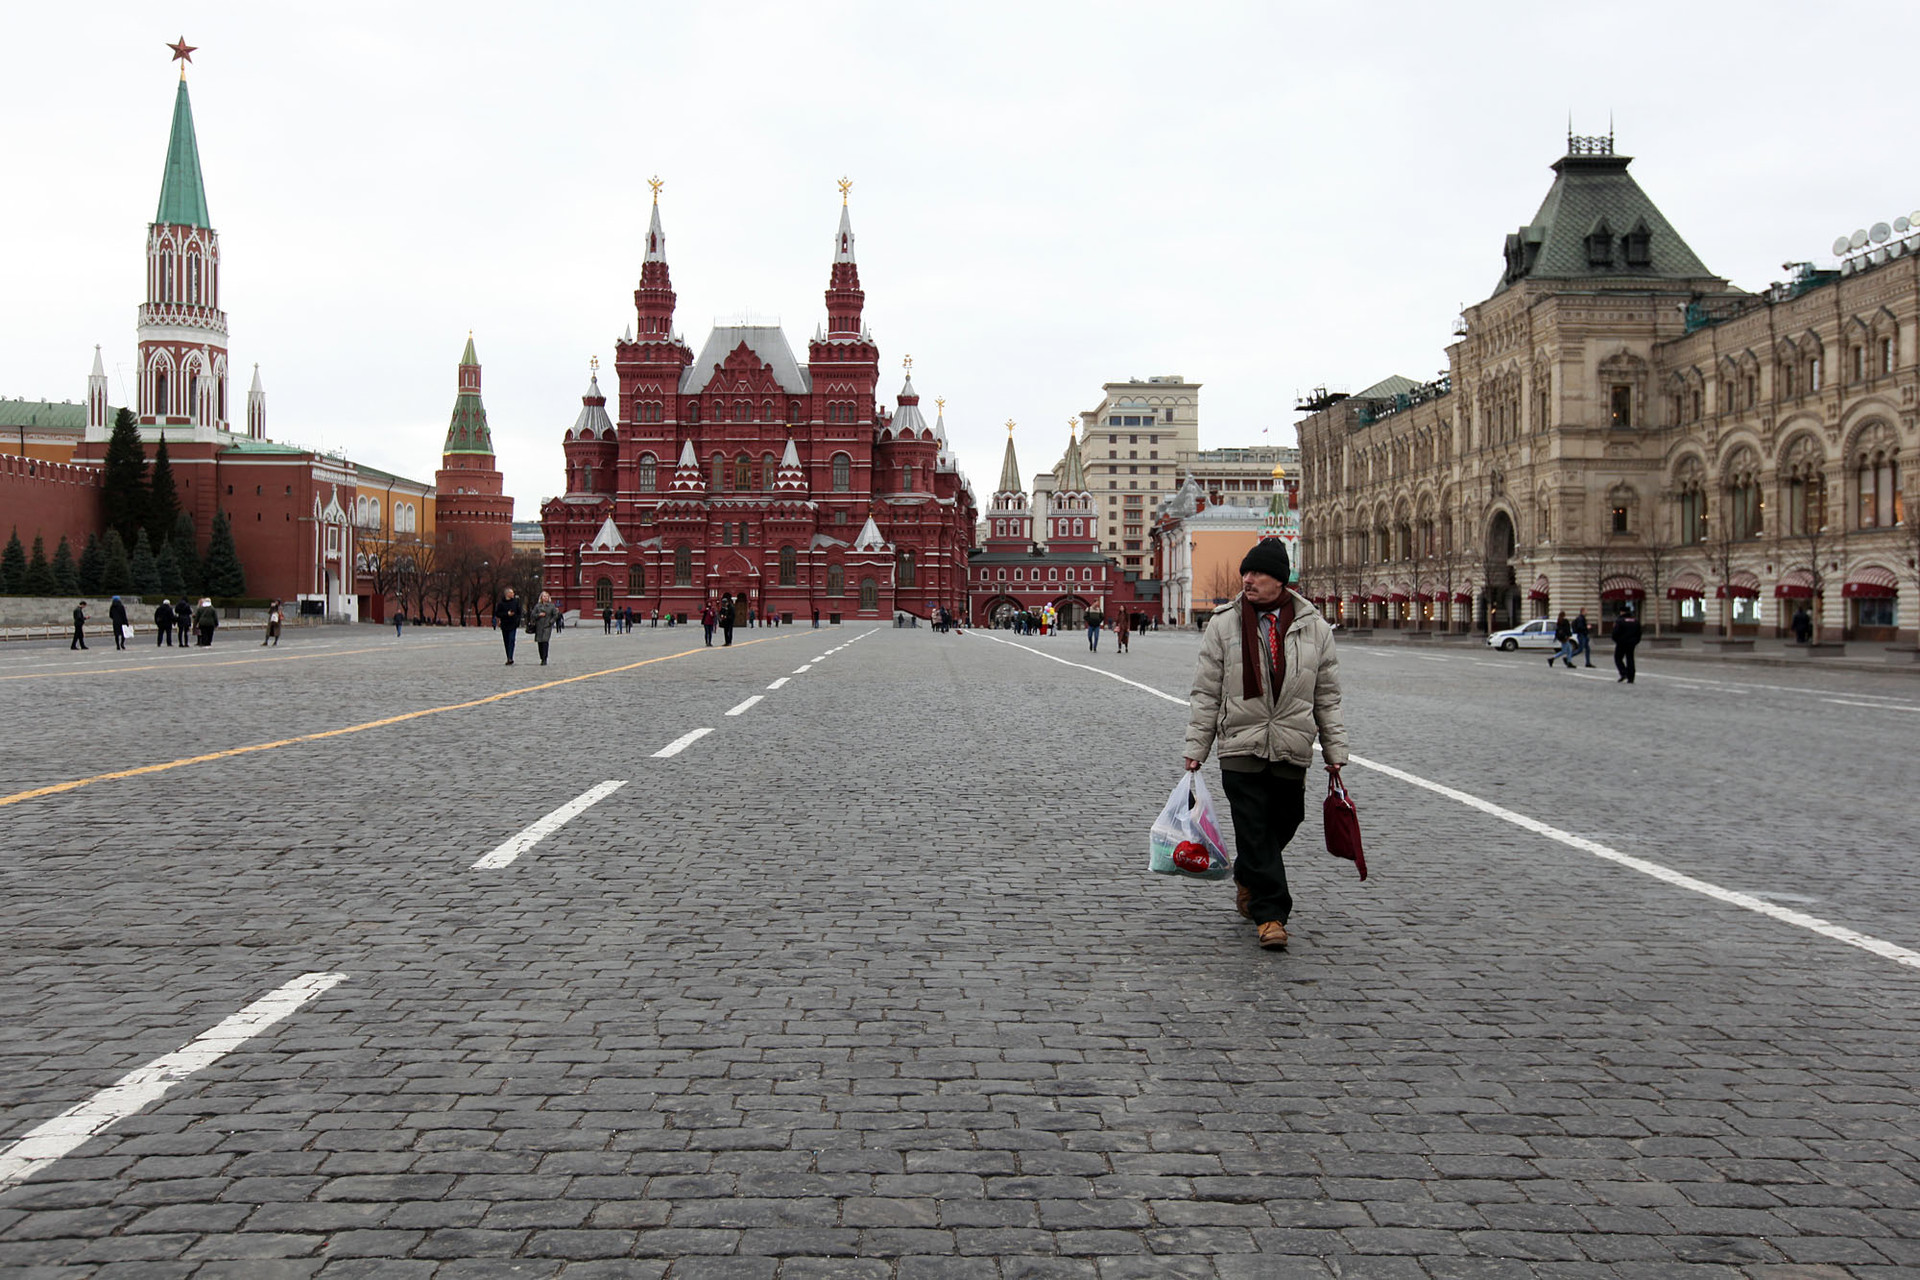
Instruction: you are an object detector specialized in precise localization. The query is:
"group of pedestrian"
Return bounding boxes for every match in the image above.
[701,594,738,647]
[492,587,563,666]
[70,598,221,650]
[1548,609,1594,669]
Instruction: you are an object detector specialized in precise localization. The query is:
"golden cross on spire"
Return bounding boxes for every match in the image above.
[902,354,913,374]
[935,397,946,415]
[1005,419,1016,436]
[647,175,663,203]
[837,176,853,205]
[590,355,600,373]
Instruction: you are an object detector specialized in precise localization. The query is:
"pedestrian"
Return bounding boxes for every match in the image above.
[530,590,562,665]
[651,608,659,628]
[702,601,717,646]
[812,607,820,629]
[154,599,175,646]
[1550,610,1574,669]
[262,599,283,646]
[193,597,219,647]
[1572,609,1593,667]
[1117,610,1131,654]
[394,608,404,638]
[494,586,523,665]
[1792,605,1813,644]
[1086,610,1101,652]
[603,605,613,634]
[1182,539,1350,953]
[749,606,757,630]
[108,595,130,650]
[70,600,89,650]
[176,601,191,647]
[1613,605,1643,684]
[719,592,736,646]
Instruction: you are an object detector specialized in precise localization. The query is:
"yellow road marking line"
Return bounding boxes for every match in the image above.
[0,635,787,809]
[0,639,483,682]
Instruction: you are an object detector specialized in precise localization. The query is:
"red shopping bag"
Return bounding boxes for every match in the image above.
[1323,772,1367,880]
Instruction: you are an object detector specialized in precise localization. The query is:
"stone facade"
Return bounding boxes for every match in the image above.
[1298,135,1917,643]
[1072,375,1200,573]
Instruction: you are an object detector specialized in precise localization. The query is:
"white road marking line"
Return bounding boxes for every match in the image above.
[651,727,713,757]
[1822,698,1920,711]
[726,695,763,716]
[980,631,1920,974]
[471,780,627,869]
[0,971,347,1192]
[767,677,789,689]
[793,665,812,673]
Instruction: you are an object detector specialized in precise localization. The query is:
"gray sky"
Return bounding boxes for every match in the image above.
[8,2,1917,521]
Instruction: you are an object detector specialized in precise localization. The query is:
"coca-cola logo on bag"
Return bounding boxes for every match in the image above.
[1172,841,1213,874]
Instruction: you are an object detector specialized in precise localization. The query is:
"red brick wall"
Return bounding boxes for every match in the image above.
[0,454,104,549]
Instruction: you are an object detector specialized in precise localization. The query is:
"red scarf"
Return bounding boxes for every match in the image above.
[1239,596,1293,699]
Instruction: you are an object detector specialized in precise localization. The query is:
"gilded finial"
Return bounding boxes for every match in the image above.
[647,175,663,203]
[935,396,946,415]
[837,176,853,205]
[1005,419,1016,436]
[590,355,600,373]
[902,354,913,374]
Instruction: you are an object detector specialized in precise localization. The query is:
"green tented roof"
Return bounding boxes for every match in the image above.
[155,78,211,229]
[444,341,493,455]
[1494,152,1714,295]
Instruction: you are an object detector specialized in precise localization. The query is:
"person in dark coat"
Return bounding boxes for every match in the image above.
[154,599,175,646]
[176,601,192,647]
[108,596,129,650]
[1572,609,1593,667]
[1550,611,1574,668]
[70,601,89,650]
[719,593,736,646]
[1116,610,1131,654]
[1791,606,1813,644]
[262,600,283,646]
[702,602,717,646]
[493,587,523,665]
[193,598,219,647]
[1612,606,1643,683]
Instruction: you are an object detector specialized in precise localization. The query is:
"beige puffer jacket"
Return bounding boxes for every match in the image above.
[1183,590,1349,769]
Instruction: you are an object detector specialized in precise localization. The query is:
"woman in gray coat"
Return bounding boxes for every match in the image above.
[529,591,562,666]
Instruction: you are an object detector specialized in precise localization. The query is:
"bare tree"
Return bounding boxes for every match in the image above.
[1790,522,1842,641]
[351,514,404,621]
[1701,521,1742,638]
[1200,560,1240,610]
[1431,550,1467,634]
[1404,545,1430,632]
[1636,536,1678,639]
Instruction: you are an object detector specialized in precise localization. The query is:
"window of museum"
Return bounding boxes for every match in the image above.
[686,401,700,423]
[1853,347,1865,382]
[638,454,657,491]
[836,510,848,525]
[831,453,851,491]
[721,523,732,546]
[827,564,845,596]
[735,455,751,490]
[762,453,776,491]
[1810,357,1823,391]
[1624,221,1652,266]
[1745,375,1756,408]
[710,453,724,490]
[1679,486,1707,544]
[1730,480,1762,539]
[860,578,877,611]
[778,545,797,586]
[897,550,916,588]
[628,564,645,592]
[674,545,692,586]
[1611,505,1629,534]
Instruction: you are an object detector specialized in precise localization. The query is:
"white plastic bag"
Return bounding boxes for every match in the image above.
[1148,771,1231,879]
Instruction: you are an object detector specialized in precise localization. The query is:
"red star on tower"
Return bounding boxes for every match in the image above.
[167,36,196,67]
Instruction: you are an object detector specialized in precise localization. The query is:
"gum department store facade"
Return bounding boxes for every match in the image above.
[1297,135,1916,644]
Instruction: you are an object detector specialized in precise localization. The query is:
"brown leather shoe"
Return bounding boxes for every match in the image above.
[1235,884,1252,920]
[1257,920,1289,950]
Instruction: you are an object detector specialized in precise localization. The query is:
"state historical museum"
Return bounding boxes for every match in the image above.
[540,190,979,622]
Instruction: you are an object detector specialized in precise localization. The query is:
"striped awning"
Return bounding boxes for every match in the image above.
[1774,568,1816,599]
[1842,565,1899,599]
[1600,574,1646,601]
[1667,570,1706,600]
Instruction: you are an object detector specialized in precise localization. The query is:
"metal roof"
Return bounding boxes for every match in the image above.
[680,325,813,395]
[155,78,211,228]
[1495,151,1714,294]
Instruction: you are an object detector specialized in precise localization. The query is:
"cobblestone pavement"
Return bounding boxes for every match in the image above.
[1,621,1917,1279]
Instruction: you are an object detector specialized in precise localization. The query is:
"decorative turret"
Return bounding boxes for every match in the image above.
[774,436,808,495]
[1259,463,1301,581]
[88,346,109,433]
[667,438,706,494]
[1045,424,1098,554]
[563,361,616,497]
[443,335,494,455]
[246,363,266,439]
[983,421,1033,552]
[823,178,865,338]
[436,332,513,553]
[634,178,678,341]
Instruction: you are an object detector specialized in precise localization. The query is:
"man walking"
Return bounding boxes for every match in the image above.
[719,592,736,647]
[1183,540,1350,952]
[70,600,89,650]
[154,599,175,646]
[108,596,130,650]
[1613,605,1643,684]
[494,586,523,666]
[1572,609,1593,667]
[176,602,191,647]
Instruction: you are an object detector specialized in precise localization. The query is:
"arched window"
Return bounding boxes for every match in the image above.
[733,400,749,422]
[788,400,801,421]
[897,550,916,588]
[735,455,751,490]
[686,401,701,424]
[710,452,725,490]
[1072,519,1082,537]
[582,464,593,492]
[831,453,851,491]
[779,545,797,586]
[902,465,914,492]
[762,453,776,491]
[638,454,657,492]
[674,544,693,586]
[595,577,614,610]
[827,563,845,596]
[762,400,774,422]
[188,253,201,304]
[860,578,878,610]
[628,563,644,592]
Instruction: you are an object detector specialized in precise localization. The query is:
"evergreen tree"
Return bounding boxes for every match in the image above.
[99,529,134,595]
[130,528,162,593]
[51,536,79,595]
[101,407,149,545]
[203,510,247,598]
[156,540,185,595]
[77,533,105,595]
[24,535,59,596]
[0,528,22,594]
[170,510,202,594]
[146,436,180,544]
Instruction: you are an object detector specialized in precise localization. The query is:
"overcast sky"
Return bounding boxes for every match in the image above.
[8,2,1918,522]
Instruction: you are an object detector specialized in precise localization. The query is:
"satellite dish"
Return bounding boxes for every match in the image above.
[1850,228,1870,250]
[1897,216,1912,233]
[1871,222,1892,244]
[1832,236,1853,256]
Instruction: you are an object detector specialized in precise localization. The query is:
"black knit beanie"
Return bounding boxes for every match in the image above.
[1239,539,1291,585]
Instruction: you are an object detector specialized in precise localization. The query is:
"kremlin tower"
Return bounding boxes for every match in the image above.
[435,336,514,557]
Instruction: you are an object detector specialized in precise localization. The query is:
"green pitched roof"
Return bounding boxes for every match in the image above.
[1494,150,1714,295]
[443,340,494,455]
[155,77,211,228]
[996,433,1022,495]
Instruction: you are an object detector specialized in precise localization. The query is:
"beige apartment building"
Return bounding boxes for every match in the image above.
[1297,134,1916,643]
[1071,375,1200,572]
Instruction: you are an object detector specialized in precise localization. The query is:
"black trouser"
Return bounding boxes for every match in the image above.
[177,621,190,645]
[113,625,126,650]
[502,626,518,662]
[71,625,86,650]
[197,627,214,646]
[537,639,550,664]
[158,627,170,646]
[1614,644,1637,683]
[721,623,734,646]
[1220,764,1306,926]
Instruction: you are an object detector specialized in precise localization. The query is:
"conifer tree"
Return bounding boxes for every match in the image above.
[99,530,134,595]
[77,533,105,595]
[130,528,162,594]
[0,528,22,594]
[24,535,59,596]
[51,536,79,595]
[170,510,202,595]
[203,510,247,598]
[146,436,181,544]
[102,407,149,545]
[156,540,185,595]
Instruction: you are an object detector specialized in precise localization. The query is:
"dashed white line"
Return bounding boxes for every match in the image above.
[726,695,763,716]
[792,665,812,674]
[0,971,348,1193]
[472,780,627,869]
[1822,698,1920,712]
[766,677,789,690]
[975,631,1920,974]
[651,727,714,757]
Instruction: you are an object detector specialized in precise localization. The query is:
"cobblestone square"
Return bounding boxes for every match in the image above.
[2,625,1917,1277]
